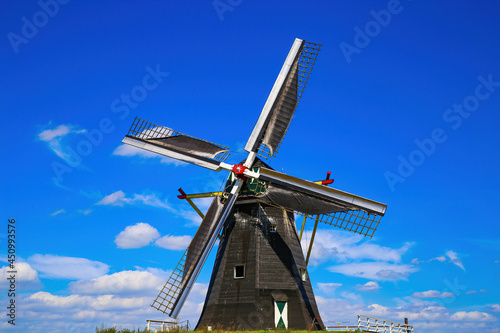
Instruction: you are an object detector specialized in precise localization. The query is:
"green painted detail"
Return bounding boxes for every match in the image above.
[276,317,286,329]
[276,300,286,314]
[226,167,268,197]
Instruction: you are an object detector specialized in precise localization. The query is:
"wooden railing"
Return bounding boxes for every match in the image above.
[357,315,413,333]
[146,319,190,332]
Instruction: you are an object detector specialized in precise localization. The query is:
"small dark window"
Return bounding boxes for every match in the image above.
[270,224,277,232]
[234,265,245,279]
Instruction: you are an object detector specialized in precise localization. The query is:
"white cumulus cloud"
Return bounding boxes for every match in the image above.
[28,254,109,280]
[356,281,381,291]
[28,291,90,309]
[155,235,192,250]
[450,311,496,321]
[22,278,209,331]
[301,229,414,264]
[114,222,160,249]
[302,229,417,281]
[69,270,166,296]
[0,262,41,288]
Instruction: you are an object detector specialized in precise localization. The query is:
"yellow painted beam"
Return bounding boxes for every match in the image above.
[305,215,320,266]
[299,215,307,241]
[185,198,205,219]
[181,191,224,199]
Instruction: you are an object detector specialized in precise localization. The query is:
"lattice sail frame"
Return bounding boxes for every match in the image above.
[257,41,322,159]
[257,199,381,238]
[151,249,187,314]
[126,117,231,162]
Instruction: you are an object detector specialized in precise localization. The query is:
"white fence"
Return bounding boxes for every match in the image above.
[357,315,413,333]
[146,319,190,332]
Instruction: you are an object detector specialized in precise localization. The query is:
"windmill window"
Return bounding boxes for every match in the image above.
[299,268,307,282]
[270,224,277,233]
[234,265,245,279]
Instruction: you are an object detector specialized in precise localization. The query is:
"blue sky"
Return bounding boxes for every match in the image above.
[1,1,499,332]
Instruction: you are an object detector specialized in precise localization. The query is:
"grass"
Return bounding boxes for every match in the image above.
[96,323,148,333]
[95,324,360,333]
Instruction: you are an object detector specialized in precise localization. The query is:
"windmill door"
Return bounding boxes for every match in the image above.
[274,300,288,329]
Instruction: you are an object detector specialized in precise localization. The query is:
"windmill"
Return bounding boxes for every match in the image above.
[121,38,387,330]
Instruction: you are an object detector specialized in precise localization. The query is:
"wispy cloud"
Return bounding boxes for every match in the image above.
[412,290,455,298]
[113,144,186,166]
[411,255,446,264]
[412,250,465,271]
[51,209,65,216]
[96,190,172,210]
[114,222,160,249]
[488,304,500,313]
[38,123,86,163]
[328,261,417,281]
[316,282,342,296]
[96,190,128,206]
[28,254,109,280]
[96,189,212,227]
[446,250,465,271]
[38,125,72,141]
[466,289,487,295]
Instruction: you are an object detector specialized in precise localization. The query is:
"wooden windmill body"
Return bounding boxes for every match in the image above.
[121,38,387,330]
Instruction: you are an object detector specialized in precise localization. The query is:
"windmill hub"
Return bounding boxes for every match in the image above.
[120,38,387,330]
[232,164,247,176]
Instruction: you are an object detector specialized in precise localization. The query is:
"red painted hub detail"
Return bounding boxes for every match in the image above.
[232,164,247,176]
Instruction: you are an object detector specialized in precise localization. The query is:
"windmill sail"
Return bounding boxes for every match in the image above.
[152,181,244,318]
[123,117,230,171]
[258,167,387,215]
[183,197,225,282]
[245,39,321,159]
[260,53,299,156]
[151,196,223,317]
[261,183,360,215]
[256,167,386,238]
